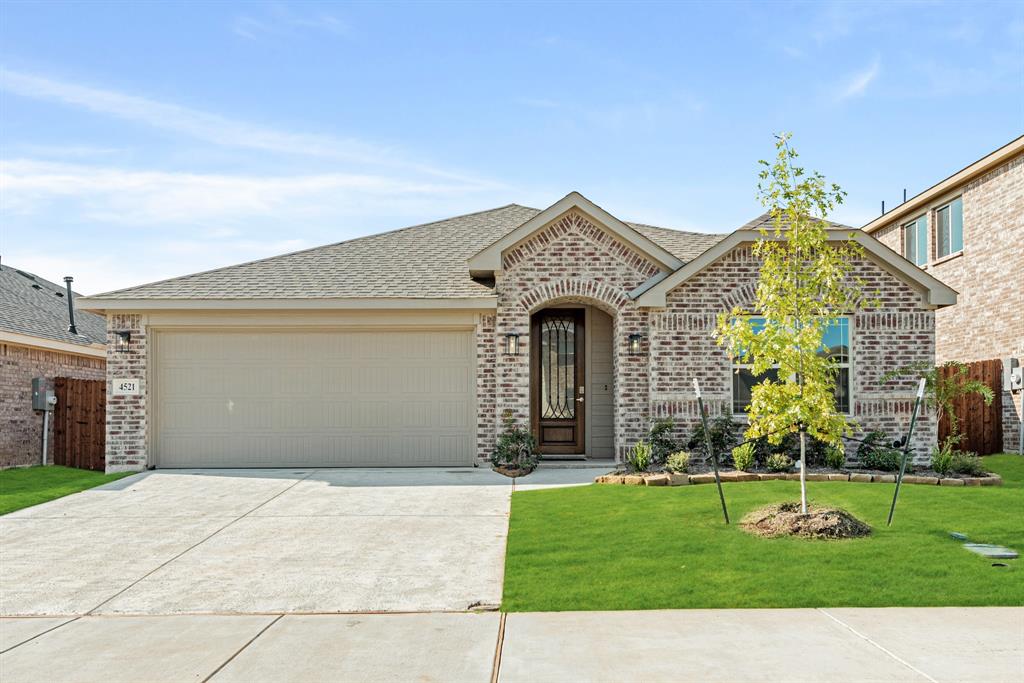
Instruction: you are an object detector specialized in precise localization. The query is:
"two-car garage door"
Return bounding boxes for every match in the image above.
[153,329,476,467]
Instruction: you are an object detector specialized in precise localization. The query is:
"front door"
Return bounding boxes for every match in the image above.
[531,309,585,455]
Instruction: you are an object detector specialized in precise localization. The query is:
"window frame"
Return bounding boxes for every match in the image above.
[902,214,928,267]
[935,196,964,259]
[730,316,853,417]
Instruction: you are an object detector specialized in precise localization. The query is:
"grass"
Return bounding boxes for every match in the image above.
[502,454,1024,611]
[0,465,134,515]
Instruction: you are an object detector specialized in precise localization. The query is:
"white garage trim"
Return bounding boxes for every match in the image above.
[150,326,477,468]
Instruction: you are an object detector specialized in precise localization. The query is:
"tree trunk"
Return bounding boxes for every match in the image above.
[799,429,807,513]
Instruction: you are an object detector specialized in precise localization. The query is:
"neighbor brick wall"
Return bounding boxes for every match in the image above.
[0,342,105,468]
[648,245,938,464]
[872,152,1023,452]
[490,209,661,461]
[104,314,147,472]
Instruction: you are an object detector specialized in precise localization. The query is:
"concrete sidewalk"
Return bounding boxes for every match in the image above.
[2,607,1021,682]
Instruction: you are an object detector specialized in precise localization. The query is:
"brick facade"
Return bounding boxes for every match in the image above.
[872,153,1023,452]
[0,342,105,468]
[647,246,937,464]
[490,210,660,460]
[100,208,949,470]
[105,314,147,472]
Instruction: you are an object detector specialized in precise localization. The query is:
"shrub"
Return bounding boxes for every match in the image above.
[950,451,987,477]
[491,410,538,470]
[766,453,793,472]
[687,416,740,462]
[647,417,679,465]
[665,451,690,473]
[751,431,830,467]
[856,431,903,472]
[931,441,955,476]
[824,444,846,470]
[731,442,755,471]
[860,447,903,472]
[626,440,653,473]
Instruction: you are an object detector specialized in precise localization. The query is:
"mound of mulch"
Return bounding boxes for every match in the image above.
[492,465,536,478]
[740,502,872,540]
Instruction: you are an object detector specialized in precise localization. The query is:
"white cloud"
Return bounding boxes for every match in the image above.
[231,6,351,41]
[0,158,501,226]
[0,158,520,293]
[0,69,498,186]
[835,57,881,100]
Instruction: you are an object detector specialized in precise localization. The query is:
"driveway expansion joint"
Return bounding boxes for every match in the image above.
[201,614,282,683]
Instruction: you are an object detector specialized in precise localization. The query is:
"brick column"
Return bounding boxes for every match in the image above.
[105,314,147,472]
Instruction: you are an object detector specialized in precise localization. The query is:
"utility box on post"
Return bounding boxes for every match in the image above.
[32,377,55,411]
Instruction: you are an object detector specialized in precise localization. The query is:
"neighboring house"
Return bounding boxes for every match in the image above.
[0,264,107,467]
[863,136,1023,453]
[79,192,955,472]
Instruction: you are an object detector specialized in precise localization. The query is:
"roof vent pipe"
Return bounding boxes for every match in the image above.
[63,276,78,335]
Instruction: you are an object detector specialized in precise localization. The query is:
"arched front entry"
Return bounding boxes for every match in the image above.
[529,304,615,458]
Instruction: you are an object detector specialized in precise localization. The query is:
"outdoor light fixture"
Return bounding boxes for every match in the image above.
[628,333,643,356]
[115,331,132,353]
[504,332,520,356]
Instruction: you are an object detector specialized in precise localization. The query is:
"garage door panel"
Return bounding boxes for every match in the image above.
[155,329,475,467]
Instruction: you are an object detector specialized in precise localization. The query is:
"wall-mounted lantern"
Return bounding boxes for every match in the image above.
[628,333,644,356]
[115,331,132,353]
[504,332,520,356]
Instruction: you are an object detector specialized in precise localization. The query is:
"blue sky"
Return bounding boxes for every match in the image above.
[1,1,1021,294]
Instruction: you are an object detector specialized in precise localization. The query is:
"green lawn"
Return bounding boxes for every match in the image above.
[503,454,1024,612]
[0,466,134,516]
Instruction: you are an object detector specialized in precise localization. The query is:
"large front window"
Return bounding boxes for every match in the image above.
[731,317,851,414]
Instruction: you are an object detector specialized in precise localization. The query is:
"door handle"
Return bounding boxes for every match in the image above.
[575,397,584,403]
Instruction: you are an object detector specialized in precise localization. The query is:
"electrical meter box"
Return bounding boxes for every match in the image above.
[32,377,55,411]
[1005,357,1022,392]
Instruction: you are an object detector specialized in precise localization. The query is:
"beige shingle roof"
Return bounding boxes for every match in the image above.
[88,204,729,300]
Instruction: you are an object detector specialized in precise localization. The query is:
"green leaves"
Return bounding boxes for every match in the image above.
[716,134,867,448]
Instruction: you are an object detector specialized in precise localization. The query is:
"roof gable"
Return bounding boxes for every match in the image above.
[634,228,958,308]
[468,192,683,276]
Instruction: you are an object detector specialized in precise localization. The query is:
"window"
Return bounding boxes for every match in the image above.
[731,317,851,414]
[903,215,928,266]
[936,197,963,258]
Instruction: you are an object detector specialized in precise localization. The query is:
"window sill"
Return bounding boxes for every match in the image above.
[931,250,964,267]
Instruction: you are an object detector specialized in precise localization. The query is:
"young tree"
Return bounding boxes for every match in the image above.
[715,134,874,512]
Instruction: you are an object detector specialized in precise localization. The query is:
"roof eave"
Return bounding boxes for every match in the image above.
[862,135,1024,234]
[0,330,107,357]
[76,296,500,312]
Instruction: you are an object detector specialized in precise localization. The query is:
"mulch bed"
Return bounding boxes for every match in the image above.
[740,502,872,540]
[493,465,536,478]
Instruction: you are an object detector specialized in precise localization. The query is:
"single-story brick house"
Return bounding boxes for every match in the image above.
[79,193,956,472]
[1,264,107,467]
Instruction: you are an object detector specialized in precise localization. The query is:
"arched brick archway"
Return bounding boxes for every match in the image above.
[518,279,630,318]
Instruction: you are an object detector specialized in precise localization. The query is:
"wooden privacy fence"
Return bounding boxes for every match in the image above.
[53,377,106,471]
[938,359,1003,456]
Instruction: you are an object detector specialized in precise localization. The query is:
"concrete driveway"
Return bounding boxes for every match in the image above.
[0,467,517,616]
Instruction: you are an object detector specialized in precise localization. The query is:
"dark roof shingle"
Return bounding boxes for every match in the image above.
[0,265,107,346]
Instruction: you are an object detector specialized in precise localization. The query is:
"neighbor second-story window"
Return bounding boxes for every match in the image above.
[903,215,928,266]
[936,197,964,258]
